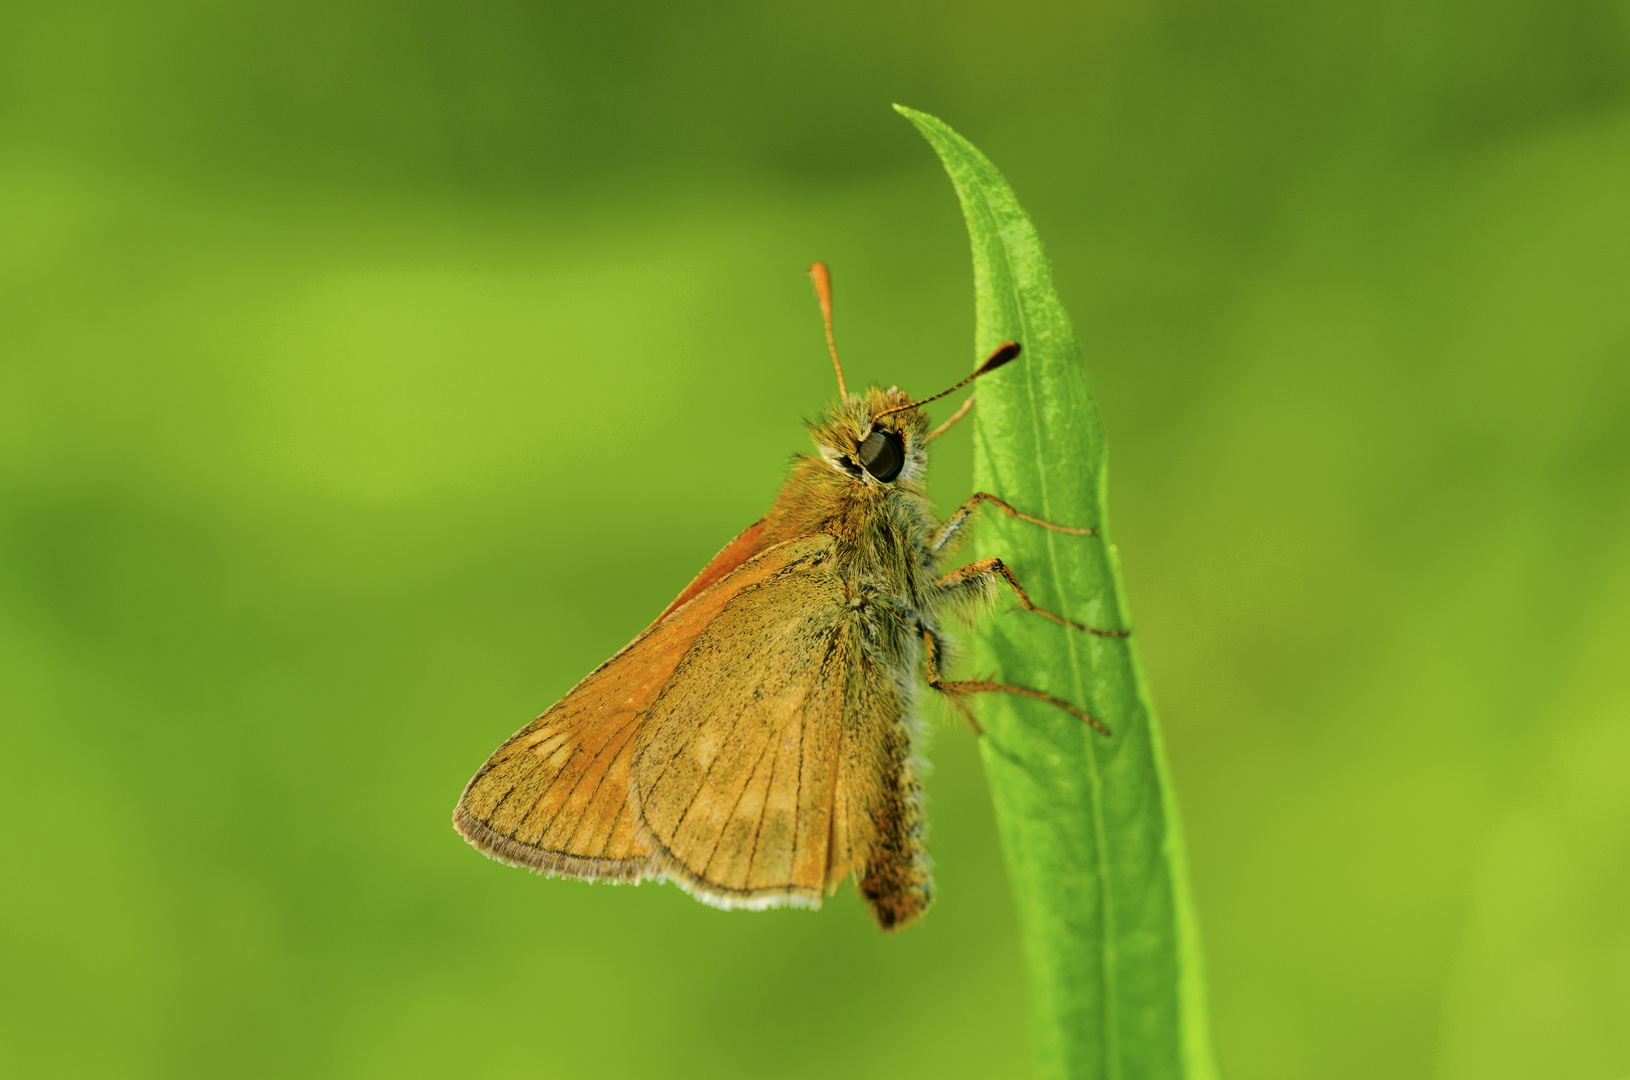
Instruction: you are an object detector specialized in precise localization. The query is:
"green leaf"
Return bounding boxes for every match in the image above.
[896,105,1218,1080]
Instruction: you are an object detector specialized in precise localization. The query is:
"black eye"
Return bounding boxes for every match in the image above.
[857,429,904,482]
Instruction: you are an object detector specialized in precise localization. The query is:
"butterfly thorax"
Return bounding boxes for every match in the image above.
[759,388,942,619]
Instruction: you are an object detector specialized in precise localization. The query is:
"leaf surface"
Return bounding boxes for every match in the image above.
[898,105,1218,1080]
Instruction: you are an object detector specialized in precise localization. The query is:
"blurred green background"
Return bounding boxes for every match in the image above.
[4,1,1630,1077]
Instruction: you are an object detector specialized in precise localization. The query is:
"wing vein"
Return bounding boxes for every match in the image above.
[786,642,818,885]
[660,695,751,849]
[479,774,523,826]
[522,716,637,846]
[596,800,629,860]
[727,717,781,885]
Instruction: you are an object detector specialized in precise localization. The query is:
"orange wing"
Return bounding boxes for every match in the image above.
[630,536,927,923]
[452,528,824,883]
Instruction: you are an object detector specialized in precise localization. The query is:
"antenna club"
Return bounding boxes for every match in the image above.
[871,340,1023,423]
[984,341,1021,370]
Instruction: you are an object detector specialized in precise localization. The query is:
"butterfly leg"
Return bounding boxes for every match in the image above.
[930,492,1098,556]
[920,626,1111,737]
[920,628,985,735]
[936,557,1129,638]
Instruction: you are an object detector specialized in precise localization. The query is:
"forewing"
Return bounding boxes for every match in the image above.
[632,547,919,914]
[453,531,829,882]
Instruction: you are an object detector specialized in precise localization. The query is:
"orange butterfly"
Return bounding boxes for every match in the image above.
[454,263,1123,930]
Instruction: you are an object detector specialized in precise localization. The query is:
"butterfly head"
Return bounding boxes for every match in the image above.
[801,262,1020,489]
[812,389,929,487]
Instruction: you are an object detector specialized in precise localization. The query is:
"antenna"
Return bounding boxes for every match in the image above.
[872,341,1020,423]
[807,262,847,399]
[925,394,976,442]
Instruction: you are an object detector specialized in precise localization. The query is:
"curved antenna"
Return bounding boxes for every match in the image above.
[925,394,976,442]
[873,341,1021,423]
[807,262,847,399]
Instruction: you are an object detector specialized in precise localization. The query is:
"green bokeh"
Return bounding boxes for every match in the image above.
[3,2,1628,1078]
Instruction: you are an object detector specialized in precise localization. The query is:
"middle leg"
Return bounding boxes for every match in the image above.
[937,558,1130,638]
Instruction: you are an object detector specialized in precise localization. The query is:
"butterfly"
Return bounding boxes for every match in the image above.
[453,262,1123,931]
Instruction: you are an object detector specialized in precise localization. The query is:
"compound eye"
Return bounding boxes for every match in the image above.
[857,428,904,482]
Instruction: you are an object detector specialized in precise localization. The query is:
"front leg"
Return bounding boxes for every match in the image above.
[936,558,1130,638]
[930,492,1098,556]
